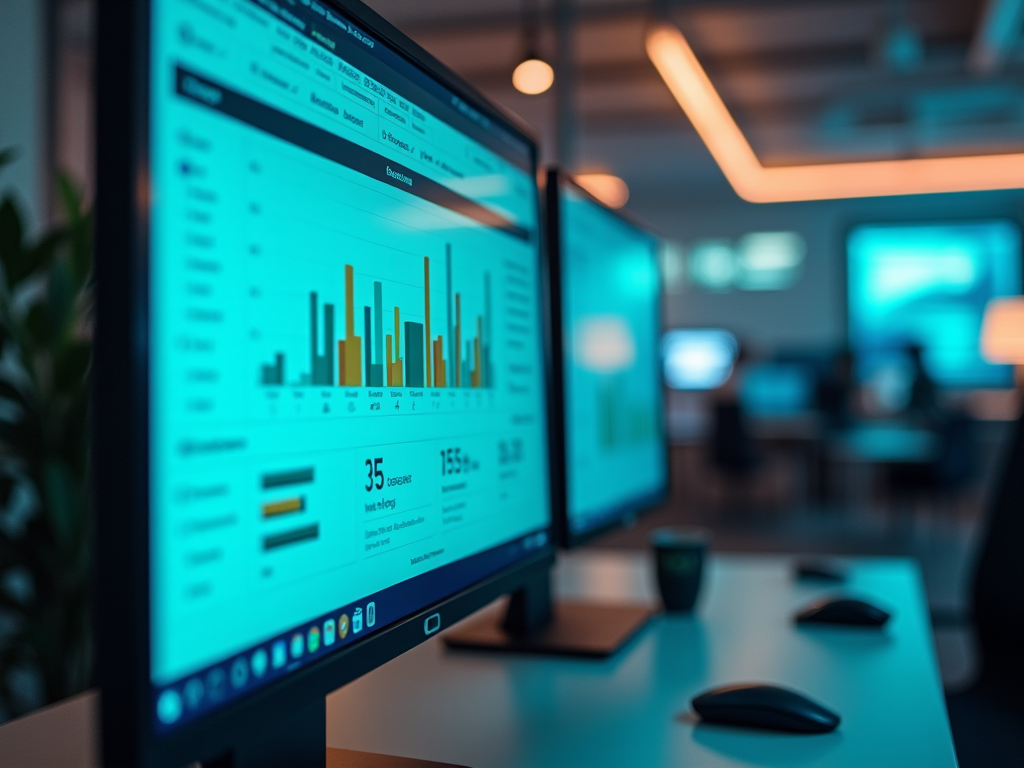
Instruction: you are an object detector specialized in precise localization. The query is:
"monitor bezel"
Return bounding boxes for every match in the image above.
[544,168,670,549]
[94,2,557,765]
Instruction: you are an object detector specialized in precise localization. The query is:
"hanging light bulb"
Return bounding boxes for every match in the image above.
[513,57,554,95]
[512,0,553,95]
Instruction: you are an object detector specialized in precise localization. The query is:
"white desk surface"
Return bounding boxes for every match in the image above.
[0,552,958,768]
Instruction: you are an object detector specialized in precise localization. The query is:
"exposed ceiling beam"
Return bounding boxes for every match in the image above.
[393,0,882,37]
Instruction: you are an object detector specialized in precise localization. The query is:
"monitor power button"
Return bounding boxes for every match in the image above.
[424,613,441,635]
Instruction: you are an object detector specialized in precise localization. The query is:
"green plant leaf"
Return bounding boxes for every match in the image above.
[0,378,30,410]
[0,198,25,284]
[9,228,65,289]
[52,341,92,397]
[42,460,79,551]
[47,258,75,344]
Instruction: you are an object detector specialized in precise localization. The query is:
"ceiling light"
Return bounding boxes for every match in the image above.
[575,173,629,208]
[513,58,554,95]
[645,22,1024,203]
[513,0,553,95]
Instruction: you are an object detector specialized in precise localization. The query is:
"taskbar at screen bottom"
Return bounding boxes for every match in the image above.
[152,528,550,732]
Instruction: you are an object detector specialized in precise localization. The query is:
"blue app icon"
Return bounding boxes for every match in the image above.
[251,648,268,678]
[271,640,287,669]
[157,689,182,725]
[230,657,248,689]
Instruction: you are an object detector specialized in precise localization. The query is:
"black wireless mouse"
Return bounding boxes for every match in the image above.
[795,597,890,627]
[691,684,840,733]
[794,559,847,583]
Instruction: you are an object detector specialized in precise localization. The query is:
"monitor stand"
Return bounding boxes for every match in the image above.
[444,568,655,657]
[204,698,468,768]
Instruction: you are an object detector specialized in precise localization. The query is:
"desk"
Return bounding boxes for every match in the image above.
[0,553,957,768]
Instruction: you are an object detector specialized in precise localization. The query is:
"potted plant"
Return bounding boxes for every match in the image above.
[0,148,93,721]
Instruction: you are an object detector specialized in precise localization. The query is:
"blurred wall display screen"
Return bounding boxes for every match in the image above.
[662,329,738,390]
[848,221,1022,388]
[561,188,666,537]
[148,0,552,732]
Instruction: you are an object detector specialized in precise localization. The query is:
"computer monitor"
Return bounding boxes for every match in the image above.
[94,1,554,766]
[847,220,1022,390]
[547,170,668,545]
[445,169,664,657]
[662,328,739,391]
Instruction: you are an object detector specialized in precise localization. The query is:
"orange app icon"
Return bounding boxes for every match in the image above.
[338,613,350,640]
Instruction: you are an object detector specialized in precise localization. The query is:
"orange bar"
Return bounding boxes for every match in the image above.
[386,334,393,386]
[424,257,432,387]
[433,337,445,387]
[394,306,400,360]
[262,497,305,517]
[455,294,461,388]
[338,340,346,385]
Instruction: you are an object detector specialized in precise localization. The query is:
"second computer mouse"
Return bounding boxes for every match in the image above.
[691,683,841,734]
[795,597,890,627]
[794,558,847,583]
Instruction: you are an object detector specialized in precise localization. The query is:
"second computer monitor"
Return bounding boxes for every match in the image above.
[547,170,668,546]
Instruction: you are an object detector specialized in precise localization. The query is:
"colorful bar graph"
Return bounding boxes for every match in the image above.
[258,245,492,390]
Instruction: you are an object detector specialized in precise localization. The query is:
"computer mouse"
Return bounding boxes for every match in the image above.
[794,559,847,583]
[795,597,890,627]
[691,683,840,733]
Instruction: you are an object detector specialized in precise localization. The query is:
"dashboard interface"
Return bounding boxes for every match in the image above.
[559,186,666,539]
[149,0,550,730]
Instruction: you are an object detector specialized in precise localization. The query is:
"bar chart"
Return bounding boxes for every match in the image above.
[258,246,493,390]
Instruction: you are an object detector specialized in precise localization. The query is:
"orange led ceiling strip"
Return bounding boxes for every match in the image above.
[646,23,1024,203]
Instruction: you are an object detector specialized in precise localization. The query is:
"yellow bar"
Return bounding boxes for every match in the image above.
[455,293,461,388]
[344,336,362,386]
[424,257,432,388]
[392,358,403,387]
[393,306,401,364]
[345,264,355,339]
[338,340,346,385]
[262,497,304,517]
[386,335,393,386]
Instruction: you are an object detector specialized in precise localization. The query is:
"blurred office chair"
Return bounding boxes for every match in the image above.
[945,413,1023,767]
[708,402,767,510]
[884,411,977,525]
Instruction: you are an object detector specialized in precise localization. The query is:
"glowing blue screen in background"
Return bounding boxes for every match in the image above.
[847,221,1021,388]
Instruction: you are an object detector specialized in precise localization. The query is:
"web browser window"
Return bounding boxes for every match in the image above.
[149,0,550,730]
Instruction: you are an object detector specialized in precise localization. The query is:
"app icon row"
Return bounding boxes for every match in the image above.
[157,602,377,725]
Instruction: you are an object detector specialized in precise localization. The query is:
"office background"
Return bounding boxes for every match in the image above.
[0,0,1021,742]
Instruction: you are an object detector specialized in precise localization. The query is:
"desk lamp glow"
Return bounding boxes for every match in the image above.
[645,22,1024,202]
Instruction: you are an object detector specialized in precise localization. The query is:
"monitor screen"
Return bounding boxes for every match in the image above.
[662,329,739,391]
[559,183,666,539]
[149,0,550,731]
[740,363,815,416]
[847,220,1022,389]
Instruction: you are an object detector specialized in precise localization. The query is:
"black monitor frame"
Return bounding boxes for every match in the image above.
[543,168,670,549]
[94,2,556,766]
